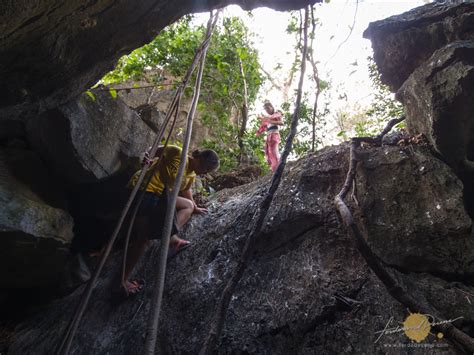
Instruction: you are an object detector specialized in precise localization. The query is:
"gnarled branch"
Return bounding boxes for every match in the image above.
[335,116,474,353]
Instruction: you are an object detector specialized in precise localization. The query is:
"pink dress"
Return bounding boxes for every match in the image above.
[256,112,282,172]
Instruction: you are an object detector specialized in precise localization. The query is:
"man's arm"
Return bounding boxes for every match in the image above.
[268,112,283,125]
[160,146,181,188]
[259,112,283,125]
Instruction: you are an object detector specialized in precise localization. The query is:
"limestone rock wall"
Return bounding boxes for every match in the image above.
[364,0,474,215]
[114,79,210,148]
[0,147,73,288]
[0,87,157,289]
[363,0,474,91]
[397,42,474,176]
[27,88,156,184]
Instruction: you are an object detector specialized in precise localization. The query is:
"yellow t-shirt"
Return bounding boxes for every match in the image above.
[128,145,196,196]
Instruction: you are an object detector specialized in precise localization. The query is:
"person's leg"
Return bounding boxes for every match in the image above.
[264,137,271,167]
[123,216,151,293]
[268,133,280,172]
[169,196,193,248]
[273,145,281,171]
[175,196,194,228]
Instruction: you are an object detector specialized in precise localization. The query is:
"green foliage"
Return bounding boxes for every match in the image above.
[353,56,405,137]
[202,115,268,173]
[241,119,273,173]
[319,79,329,91]
[102,16,198,85]
[109,88,117,99]
[286,14,300,34]
[277,95,328,158]
[101,15,263,172]
[367,57,405,119]
[197,18,264,172]
[201,127,239,172]
[85,90,96,102]
[279,7,330,155]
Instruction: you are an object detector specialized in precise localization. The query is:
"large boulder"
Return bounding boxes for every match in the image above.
[396,41,474,177]
[0,0,319,120]
[9,143,473,353]
[114,80,210,147]
[27,88,156,184]
[365,1,474,217]
[0,147,73,289]
[356,145,473,276]
[363,1,474,91]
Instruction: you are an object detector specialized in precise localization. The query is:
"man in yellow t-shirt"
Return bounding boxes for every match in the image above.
[122,145,219,297]
[128,145,196,197]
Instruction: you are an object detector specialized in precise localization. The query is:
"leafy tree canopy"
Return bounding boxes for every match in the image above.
[101,15,263,172]
[362,56,405,134]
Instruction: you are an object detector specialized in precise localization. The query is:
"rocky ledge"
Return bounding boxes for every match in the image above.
[0,0,320,120]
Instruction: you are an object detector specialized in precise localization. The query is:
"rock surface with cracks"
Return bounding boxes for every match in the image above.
[363,0,474,91]
[365,0,474,216]
[397,41,474,177]
[27,88,156,184]
[9,143,474,354]
[0,148,73,289]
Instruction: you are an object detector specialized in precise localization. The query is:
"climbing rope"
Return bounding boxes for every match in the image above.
[56,11,219,355]
[120,111,178,288]
[199,7,310,354]
[120,88,188,289]
[142,11,220,354]
[335,117,474,353]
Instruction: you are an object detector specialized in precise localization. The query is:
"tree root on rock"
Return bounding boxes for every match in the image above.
[335,116,474,352]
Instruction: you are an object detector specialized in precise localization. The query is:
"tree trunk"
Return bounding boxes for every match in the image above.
[238,57,249,164]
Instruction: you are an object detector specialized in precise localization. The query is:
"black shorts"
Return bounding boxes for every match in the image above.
[127,187,179,240]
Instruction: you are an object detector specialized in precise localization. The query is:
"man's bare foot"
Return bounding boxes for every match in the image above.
[122,279,145,296]
[169,234,190,250]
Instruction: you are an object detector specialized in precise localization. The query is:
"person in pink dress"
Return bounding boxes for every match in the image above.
[256,101,283,172]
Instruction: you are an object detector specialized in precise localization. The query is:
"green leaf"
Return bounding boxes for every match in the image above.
[109,88,117,99]
[85,90,96,102]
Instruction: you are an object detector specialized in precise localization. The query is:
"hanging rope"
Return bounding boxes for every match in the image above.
[142,11,220,355]
[122,9,220,297]
[120,111,179,288]
[199,7,310,354]
[56,12,219,355]
[120,83,190,288]
[335,118,474,352]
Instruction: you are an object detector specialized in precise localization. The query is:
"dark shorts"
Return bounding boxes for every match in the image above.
[126,187,179,240]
